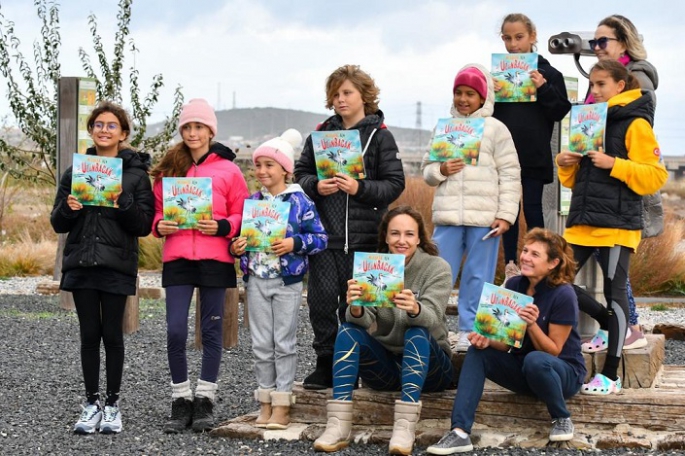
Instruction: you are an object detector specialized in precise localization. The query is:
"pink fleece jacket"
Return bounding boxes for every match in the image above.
[153,153,248,263]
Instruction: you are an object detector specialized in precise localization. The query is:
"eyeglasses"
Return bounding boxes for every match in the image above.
[589,37,619,50]
[92,121,121,132]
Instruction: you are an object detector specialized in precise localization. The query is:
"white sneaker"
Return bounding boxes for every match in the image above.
[74,401,102,434]
[99,404,123,434]
[456,331,471,352]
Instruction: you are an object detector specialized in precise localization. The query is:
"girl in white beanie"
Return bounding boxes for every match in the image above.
[231,129,328,429]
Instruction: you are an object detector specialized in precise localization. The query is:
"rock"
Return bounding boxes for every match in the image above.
[653,323,685,340]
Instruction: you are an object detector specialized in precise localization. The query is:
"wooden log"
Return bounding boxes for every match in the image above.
[122,276,140,334]
[59,291,75,310]
[289,376,685,432]
[224,288,239,348]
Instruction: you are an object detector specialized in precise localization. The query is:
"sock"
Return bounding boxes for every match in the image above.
[105,392,119,406]
[171,380,193,401]
[454,428,468,438]
[86,392,100,405]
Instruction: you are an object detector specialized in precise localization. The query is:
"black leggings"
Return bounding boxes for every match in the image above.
[572,245,631,380]
[72,289,127,403]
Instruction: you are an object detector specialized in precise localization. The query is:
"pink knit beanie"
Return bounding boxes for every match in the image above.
[178,98,218,137]
[453,67,487,99]
[252,129,303,173]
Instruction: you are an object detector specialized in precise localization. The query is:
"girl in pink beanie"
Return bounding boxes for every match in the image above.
[231,129,327,430]
[151,98,249,434]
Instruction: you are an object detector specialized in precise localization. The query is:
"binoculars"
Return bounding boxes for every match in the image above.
[548,32,596,56]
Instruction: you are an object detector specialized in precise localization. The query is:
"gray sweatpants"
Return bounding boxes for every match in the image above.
[246,277,303,392]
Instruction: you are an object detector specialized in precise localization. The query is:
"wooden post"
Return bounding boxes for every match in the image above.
[55,77,80,311]
[122,275,140,334]
[242,286,250,328]
[195,288,241,349]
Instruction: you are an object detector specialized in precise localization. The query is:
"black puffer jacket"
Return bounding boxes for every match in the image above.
[51,148,155,279]
[294,110,405,251]
[566,92,654,231]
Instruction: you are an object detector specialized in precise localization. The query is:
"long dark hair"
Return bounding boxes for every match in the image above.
[377,205,438,256]
[590,59,641,91]
[87,101,132,151]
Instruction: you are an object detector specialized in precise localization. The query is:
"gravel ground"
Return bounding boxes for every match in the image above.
[2,281,685,455]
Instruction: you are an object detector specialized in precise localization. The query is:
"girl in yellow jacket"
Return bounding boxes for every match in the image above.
[556,59,667,395]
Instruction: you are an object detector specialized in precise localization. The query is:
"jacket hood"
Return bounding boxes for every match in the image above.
[85,146,151,172]
[627,59,659,90]
[195,141,236,165]
[449,63,495,119]
[608,88,655,126]
[321,109,386,131]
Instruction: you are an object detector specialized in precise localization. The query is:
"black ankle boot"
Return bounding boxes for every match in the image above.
[303,354,333,390]
[191,396,214,433]
[163,398,193,434]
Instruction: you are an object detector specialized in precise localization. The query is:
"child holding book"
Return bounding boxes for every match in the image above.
[230,129,328,430]
[151,98,249,432]
[51,101,155,434]
[428,228,585,453]
[421,64,521,352]
[294,65,405,390]
[314,206,454,455]
[556,59,668,395]
[493,13,572,282]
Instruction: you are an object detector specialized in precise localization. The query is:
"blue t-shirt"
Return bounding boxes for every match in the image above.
[506,276,587,383]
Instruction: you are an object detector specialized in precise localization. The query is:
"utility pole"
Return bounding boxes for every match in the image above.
[415,101,422,147]
[232,91,236,109]
[217,83,221,110]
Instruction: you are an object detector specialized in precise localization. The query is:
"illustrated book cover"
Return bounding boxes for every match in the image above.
[239,199,291,252]
[162,177,213,229]
[568,102,608,155]
[351,252,405,307]
[474,282,534,348]
[71,153,123,208]
[428,117,484,165]
[491,52,538,102]
[311,130,365,180]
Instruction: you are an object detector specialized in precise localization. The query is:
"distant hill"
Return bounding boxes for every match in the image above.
[148,107,432,150]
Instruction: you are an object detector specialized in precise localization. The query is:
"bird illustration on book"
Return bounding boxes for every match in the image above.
[176,196,198,217]
[255,219,274,237]
[84,174,106,194]
[492,307,514,327]
[503,71,524,99]
[446,134,467,149]
[580,123,596,139]
[367,272,388,296]
[327,150,348,173]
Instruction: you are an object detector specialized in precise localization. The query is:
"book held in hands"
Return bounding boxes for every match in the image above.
[351,252,405,307]
[568,102,608,155]
[240,199,291,252]
[474,282,533,348]
[311,130,365,180]
[162,177,213,229]
[71,153,123,208]
[428,118,484,165]
[491,53,538,103]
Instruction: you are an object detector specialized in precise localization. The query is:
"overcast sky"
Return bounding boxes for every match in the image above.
[1,0,682,155]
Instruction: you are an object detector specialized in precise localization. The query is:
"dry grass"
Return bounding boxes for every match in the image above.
[663,179,685,199]
[390,176,435,234]
[0,230,56,276]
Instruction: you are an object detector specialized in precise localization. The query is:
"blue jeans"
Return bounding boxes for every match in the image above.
[332,323,454,403]
[434,225,500,332]
[451,347,582,433]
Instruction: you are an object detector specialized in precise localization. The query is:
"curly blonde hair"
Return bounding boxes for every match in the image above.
[325,65,380,115]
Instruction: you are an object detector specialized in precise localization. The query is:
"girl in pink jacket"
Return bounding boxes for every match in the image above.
[151,98,249,433]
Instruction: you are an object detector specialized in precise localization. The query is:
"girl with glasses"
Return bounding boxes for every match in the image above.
[51,101,155,434]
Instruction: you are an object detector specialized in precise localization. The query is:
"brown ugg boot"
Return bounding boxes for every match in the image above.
[254,388,274,428]
[266,391,294,430]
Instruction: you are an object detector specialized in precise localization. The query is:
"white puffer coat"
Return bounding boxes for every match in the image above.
[422,63,521,227]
